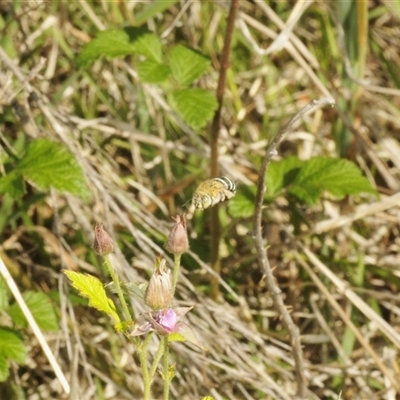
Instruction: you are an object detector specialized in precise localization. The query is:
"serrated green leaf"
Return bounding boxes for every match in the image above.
[0,327,27,363]
[170,88,217,129]
[16,139,89,198]
[8,291,59,332]
[266,156,303,198]
[289,157,376,205]
[78,27,162,67]
[132,29,162,63]
[64,270,120,324]
[0,171,25,198]
[0,355,9,382]
[227,185,256,218]
[135,0,178,26]
[169,45,211,86]
[137,60,171,83]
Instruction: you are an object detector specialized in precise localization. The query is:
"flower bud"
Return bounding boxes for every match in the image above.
[145,257,172,310]
[165,215,189,255]
[93,223,114,256]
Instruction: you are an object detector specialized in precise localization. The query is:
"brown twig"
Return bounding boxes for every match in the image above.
[253,97,334,398]
[209,0,239,301]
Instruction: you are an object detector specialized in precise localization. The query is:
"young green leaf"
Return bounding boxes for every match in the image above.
[63,270,121,324]
[288,157,376,205]
[170,88,218,129]
[78,27,162,67]
[0,327,27,363]
[0,171,26,198]
[16,138,89,198]
[8,291,59,332]
[137,60,171,83]
[0,355,9,382]
[266,156,303,198]
[227,185,256,219]
[169,45,211,86]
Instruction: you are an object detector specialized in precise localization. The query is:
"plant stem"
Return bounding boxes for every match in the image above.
[162,336,170,400]
[149,338,165,382]
[140,333,152,400]
[252,98,334,398]
[104,254,132,322]
[209,0,240,301]
[171,253,181,297]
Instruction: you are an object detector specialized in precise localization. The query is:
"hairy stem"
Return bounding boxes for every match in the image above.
[171,253,181,297]
[210,0,240,301]
[149,337,165,383]
[140,333,152,400]
[162,337,170,400]
[253,98,334,398]
[104,255,132,322]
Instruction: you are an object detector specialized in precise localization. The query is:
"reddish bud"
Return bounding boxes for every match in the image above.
[165,215,189,255]
[93,223,114,256]
[145,257,172,310]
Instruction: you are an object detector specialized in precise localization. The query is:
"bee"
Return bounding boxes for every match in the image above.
[187,176,236,213]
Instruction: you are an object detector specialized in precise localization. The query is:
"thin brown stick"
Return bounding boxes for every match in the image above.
[209,0,239,301]
[253,97,334,398]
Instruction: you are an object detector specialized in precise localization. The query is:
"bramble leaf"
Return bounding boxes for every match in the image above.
[288,157,376,205]
[227,185,256,219]
[138,60,171,83]
[0,171,25,198]
[64,270,120,324]
[16,139,89,198]
[266,156,302,198]
[169,45,211,86]
[0,355,8,382]
[0,327,27,363]
[170,88,217,129]
[78,27,162,67]
[8,291,59,332]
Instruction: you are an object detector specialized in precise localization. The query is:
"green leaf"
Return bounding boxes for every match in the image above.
[137,60,171,83]
[8,291,59,332]
[227,185,256,218]
[78,27,162,67]
[135,0,178,26]
[266,156,302,198]
[289,157,376,205]
[169,45,211,86]
[16,139,89,198]
[0,327,27,363]
[170,88,218,129]
[0,171,25,198]
[0,355,9,382]
[64,270,121,324]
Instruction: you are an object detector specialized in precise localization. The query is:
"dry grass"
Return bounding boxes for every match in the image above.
[1,1,400,399]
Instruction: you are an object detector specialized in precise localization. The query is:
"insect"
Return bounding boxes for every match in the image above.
[187,176,236,213]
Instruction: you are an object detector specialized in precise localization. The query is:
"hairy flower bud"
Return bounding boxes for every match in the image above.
[165,215,189,255]
[145,257,172,310]
[93,223,114,256]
